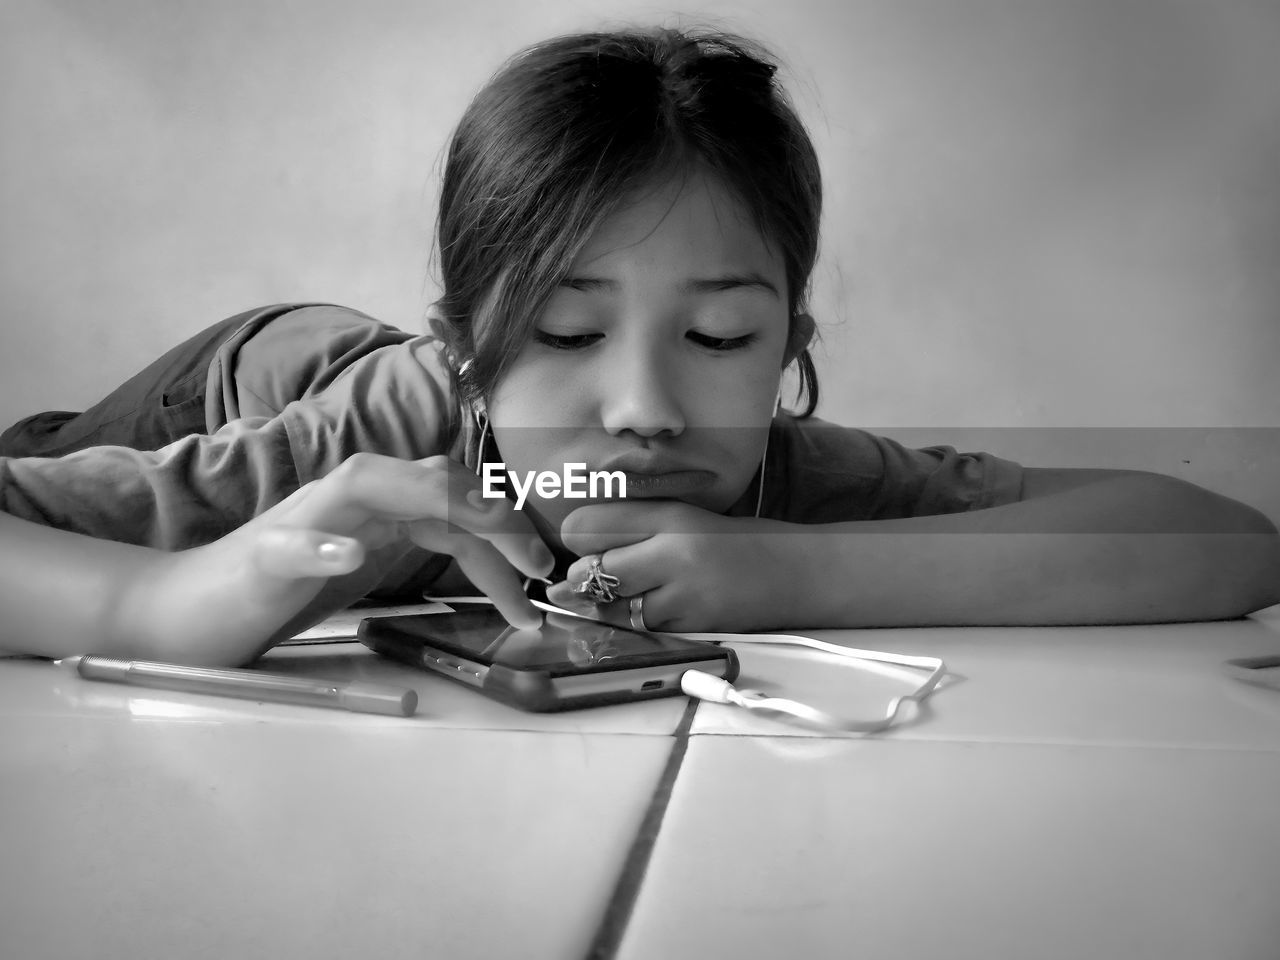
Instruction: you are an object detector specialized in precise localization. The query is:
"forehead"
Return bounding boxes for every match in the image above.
[572,170,782,278]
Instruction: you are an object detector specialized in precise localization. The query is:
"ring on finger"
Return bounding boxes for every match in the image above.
[629,594,649,632]
[573,553,621,605]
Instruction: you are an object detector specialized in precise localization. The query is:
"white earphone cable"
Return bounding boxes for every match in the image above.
[529,599,947,734]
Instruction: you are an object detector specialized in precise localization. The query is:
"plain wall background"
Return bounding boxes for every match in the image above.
[1,0,1277,521]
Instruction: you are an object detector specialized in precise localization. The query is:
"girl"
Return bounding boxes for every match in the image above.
[1,28,1276,666]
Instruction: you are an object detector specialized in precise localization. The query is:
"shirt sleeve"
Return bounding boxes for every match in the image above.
[210,304,419,423]
[0,336,459,550]
[766,417,1024,523]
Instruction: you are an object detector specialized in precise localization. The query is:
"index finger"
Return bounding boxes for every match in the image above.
[559,500,672,556]
[288,454,553,579]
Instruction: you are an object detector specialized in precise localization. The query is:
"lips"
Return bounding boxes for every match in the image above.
[594,452,717,499]
[598,451,696,475]
[619,470,717,498]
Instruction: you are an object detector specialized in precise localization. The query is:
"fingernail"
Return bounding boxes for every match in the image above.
[547,582,589,609]
[316,538,352,563]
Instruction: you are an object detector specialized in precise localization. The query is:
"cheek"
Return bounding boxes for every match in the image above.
[488,357,591,431]
[488,363,547,430]
[692,357,781,429]
[486,366,581,496]
[704,360,779,480]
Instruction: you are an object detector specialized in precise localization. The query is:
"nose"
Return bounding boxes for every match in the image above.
[598,342,686,438]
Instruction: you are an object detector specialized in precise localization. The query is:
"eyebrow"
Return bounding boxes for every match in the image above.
[560,272,780,298]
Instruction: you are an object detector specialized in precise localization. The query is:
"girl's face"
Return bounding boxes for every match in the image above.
[487,170,793,547]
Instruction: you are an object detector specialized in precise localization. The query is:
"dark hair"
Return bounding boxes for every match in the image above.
[434,27,823,416]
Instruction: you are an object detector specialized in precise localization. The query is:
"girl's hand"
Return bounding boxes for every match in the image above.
[545,501,809,633]
[122,453,553,665]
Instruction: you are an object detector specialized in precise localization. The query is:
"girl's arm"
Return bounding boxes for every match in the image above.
[0,510,169,660]
[786,469,1280,627]
[0,454,554,664]
[550,469,1280,629]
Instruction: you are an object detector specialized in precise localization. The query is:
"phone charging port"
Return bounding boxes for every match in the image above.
[640,679,664,692]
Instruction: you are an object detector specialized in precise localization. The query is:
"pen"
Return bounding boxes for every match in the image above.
[57,655,418,717]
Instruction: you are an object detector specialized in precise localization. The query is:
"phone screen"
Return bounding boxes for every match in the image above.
[365,607,723,676]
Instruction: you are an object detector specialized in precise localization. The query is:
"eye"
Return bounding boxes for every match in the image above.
[687,331,759,352]
[533,330,602,351]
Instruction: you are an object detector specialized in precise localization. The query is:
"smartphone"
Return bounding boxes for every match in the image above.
[358,606,738,712]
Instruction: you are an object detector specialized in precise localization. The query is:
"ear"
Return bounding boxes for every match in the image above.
[783,312,816,365]
[425,301,449,341]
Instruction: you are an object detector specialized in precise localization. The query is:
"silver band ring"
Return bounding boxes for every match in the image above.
[629,595,649,632]
[573,554,621,605]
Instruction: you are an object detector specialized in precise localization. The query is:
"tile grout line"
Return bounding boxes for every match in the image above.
[581,697,699,960]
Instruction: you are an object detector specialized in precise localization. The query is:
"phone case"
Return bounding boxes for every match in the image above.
[358,613,739,712]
